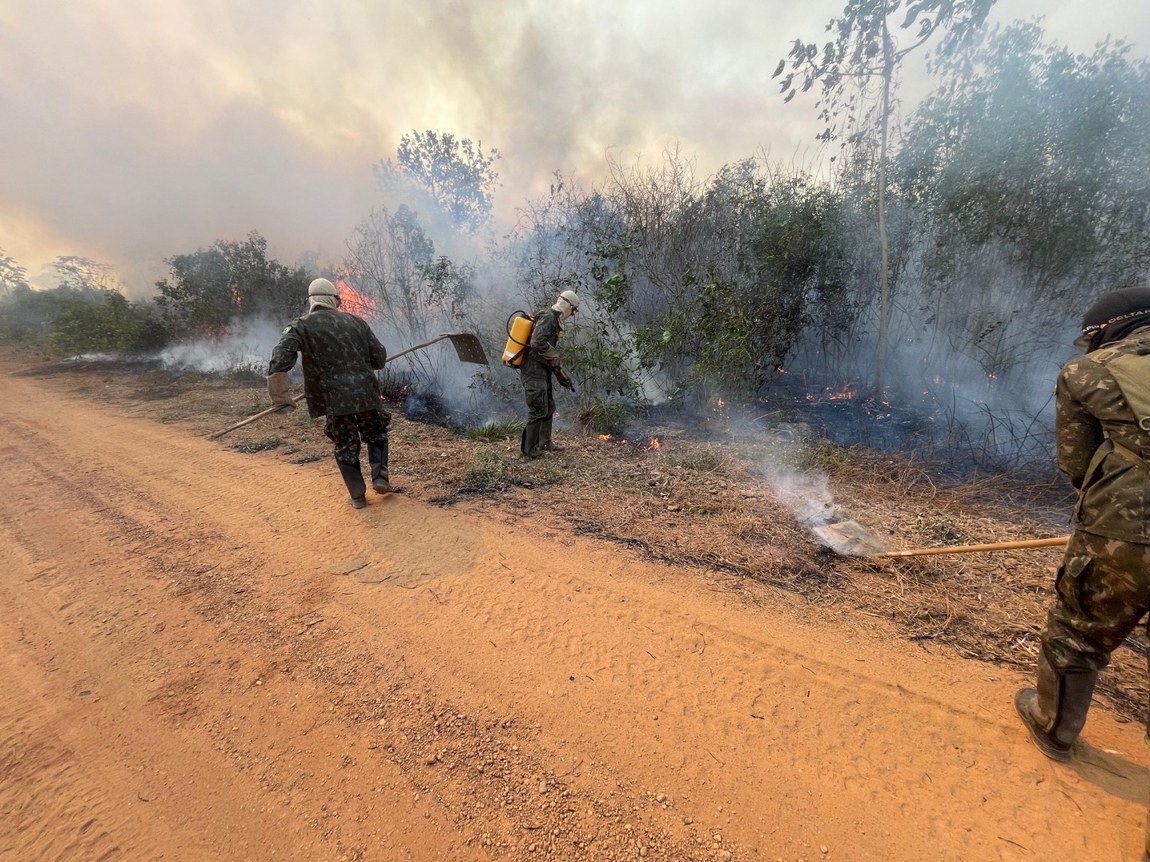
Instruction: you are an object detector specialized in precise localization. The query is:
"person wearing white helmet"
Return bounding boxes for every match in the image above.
[518,290,578,458]
[266,278,393,508]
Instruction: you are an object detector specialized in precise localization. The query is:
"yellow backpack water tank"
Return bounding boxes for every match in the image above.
[502,311,534,367]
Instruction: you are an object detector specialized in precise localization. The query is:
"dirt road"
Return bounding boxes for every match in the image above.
[1,371,1145,862]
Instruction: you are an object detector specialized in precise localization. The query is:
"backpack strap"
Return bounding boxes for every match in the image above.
[1104,352,1150,431]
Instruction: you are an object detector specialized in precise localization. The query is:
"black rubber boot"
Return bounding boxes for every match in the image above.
[336,460,368,508]
[521,420,544,459]
[540,418,564,452]
[368,440,392,494]
[1014,648,1097,762]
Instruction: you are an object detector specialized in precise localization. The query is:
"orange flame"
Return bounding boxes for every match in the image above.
[598,434,611,441]
[647,436,661,451]
[716,399,726,409]
[335,279,379,318]
[825,385,856,401]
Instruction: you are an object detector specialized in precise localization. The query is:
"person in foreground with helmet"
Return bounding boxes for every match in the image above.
[519,290,579,459]
[266,278,393,509]
[1016,286,1150,769]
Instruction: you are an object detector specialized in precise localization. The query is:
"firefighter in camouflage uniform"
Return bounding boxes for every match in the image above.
[1016,288,1150,780]
[519,290,579,459]
[266,278,393,509]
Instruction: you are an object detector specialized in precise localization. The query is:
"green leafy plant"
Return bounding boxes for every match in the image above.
[233,435,283,453]
[576,399,633,435]
[465,417,525,441]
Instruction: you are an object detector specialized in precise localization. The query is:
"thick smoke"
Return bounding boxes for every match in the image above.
[6,1,1141,289]
[159,317,285,375]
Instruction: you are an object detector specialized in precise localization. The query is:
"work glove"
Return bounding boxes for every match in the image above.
[555,368,575,391]
[267,371,296,410]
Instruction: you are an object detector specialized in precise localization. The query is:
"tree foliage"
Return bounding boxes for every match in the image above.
[0,248,29,297]
[775,0,997,393]
[155,232,309,334]
[49,289,168,354]
[374,131,501,234]
[776,0,997,140]
[899,21,1150,292]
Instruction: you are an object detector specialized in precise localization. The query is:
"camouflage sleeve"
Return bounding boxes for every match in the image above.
[268,324,302,375]
[1055,359,1106,488]
[366,324,387,369]
[529,312,561,368]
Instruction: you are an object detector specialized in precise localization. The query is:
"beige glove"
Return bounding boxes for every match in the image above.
[267,372,296,409]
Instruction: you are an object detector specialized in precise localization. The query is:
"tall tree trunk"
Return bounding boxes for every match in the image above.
[875,16,893,395]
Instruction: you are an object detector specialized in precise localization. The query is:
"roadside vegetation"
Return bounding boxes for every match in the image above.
[2,11,1148,478]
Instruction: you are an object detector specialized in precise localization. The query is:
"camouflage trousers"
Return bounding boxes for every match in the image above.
[520,364,555,423]
[1041,529,1150,673]
[323,409,390,466]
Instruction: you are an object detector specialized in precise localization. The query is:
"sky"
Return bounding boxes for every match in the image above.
[1,0,1148,294]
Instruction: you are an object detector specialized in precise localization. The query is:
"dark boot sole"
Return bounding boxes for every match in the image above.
[372,482,393,495]
[1014,688,1072,762]
[349,496,368,509]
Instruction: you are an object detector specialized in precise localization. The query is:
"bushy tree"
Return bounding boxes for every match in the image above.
[155,232,309,334]
[0,248,29,297]
[893,21,1150,386]
[49,289,168,354]
[899,21,1150,293]
[374,130,501,234]
[775,0,997,392]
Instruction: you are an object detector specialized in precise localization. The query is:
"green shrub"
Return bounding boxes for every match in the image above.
[466,416,524,441]
[576,399,632,435]
[234,435,283,453]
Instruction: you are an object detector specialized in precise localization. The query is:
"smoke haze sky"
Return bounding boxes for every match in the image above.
[2,0,1147,293]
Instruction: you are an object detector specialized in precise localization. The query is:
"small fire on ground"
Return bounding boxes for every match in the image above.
[806,384,857,402]
[597,434,661,451]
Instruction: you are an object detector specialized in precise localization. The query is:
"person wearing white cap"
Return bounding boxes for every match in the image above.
[518,290,578,458]
[266,278,393,508]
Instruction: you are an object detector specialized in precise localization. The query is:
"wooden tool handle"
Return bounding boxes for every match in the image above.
[207,399,300,439]
[882,536,1070,558]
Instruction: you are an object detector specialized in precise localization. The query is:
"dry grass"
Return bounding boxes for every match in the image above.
[16,352,1144,721]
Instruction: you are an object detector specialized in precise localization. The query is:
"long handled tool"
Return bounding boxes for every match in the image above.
[208,332,487,440]
[814,518,1071,558]
[880,536,1069,558]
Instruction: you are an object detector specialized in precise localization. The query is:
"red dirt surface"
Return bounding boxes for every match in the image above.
[1,365,1146,861]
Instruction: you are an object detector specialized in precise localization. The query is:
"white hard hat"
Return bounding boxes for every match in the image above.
[308,278,339,297]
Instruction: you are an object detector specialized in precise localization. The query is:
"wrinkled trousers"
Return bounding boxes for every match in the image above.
[519,363,554,457]
[324,408,390,466]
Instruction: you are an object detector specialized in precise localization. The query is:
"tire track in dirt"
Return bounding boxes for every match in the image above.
[1,371,1147,862]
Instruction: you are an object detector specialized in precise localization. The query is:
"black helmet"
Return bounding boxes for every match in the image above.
[1076,286,1150,351]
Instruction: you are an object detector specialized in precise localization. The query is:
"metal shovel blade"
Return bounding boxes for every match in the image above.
[813,519,892,556]
[442,332,489,365]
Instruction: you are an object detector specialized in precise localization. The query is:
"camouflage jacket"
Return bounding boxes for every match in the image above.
[268,307,388,418]
[522,307,562,375]
[1057,325,1150,543]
